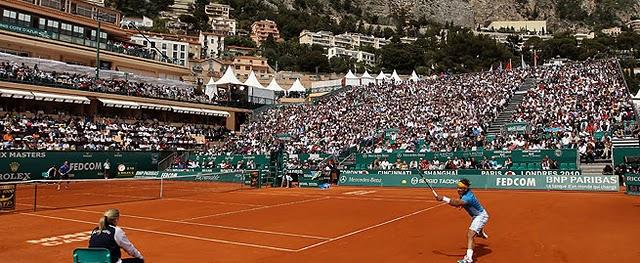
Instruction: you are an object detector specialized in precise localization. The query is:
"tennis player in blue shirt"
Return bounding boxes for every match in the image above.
[434,179,489,263]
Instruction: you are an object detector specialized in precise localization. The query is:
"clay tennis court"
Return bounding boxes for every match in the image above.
[1,180,639,263]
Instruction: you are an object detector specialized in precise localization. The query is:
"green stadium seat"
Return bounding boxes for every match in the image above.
[594,131,604,140]
[73,248,110,263]
[528,163,539,170]
[568,163,577,170]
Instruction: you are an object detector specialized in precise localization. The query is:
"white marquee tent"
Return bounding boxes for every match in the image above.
[288,78,306,93]
[361,70,374,86]
[344,70,360,86]
[390,70,402,82]
[244,71,275,104]
[375,71,387,84]
[266,78,285,92]
[409,70,420,82]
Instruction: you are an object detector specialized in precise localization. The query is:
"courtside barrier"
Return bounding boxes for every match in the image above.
[624,174,640,195]
[0,151,165,181]
[135,169,264,187]
[336,170,619,192]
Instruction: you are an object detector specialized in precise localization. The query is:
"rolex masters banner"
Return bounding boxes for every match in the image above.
[0,151,162,181]
[338,170,619,192]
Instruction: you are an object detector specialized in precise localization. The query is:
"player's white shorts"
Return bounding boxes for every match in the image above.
[469,210,489,234]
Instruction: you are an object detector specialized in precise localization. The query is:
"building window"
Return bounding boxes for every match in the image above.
[150,42,155,48]
[181,45,185,51]
[101,13,117,24]
[235,65,240,70]
[18,13,31,23]
[76,5,93,18]
[47,20,59,32]
[162,43,167,49]
[2,10,17,22]
[180,53,185,59]
[38,18,46,30]
[72,26,84,37]
[41,0,62,10]
[60,23,72,34]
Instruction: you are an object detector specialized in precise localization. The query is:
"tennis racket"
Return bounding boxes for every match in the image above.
[415,169,438,197]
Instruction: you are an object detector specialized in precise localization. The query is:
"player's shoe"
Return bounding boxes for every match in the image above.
[479,229,489,239]
[457,258,473,263]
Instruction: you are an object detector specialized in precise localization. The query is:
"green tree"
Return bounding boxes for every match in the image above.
[191,0,212,32]
[329,56,356,73]
[225,36,256,48]
[106,0,174,18]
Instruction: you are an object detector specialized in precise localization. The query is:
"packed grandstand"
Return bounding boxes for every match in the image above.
[2,59,638,157]
[2,54,639,177]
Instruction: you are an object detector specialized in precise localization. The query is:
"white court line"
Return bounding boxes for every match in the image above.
[164,197,265,207]
[18,212,298,252]
[294,203,447,252]
[180,196,330,222]
[234,191,441,203]
[68,208,329,240]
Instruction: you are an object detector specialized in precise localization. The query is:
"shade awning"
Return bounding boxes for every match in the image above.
[201,108,230,117]
[138,102,172,111]
[0,88,34,99]
[171,106,204,115]
[98,98,140,109]
[32,92,90,104]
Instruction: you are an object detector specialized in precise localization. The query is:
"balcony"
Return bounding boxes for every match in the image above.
[0,20,183,66]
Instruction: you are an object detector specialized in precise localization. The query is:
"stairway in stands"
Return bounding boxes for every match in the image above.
[486,78,537,136]
[611,137,639,148]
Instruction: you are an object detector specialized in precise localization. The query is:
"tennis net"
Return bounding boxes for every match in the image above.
[0,170,260,213]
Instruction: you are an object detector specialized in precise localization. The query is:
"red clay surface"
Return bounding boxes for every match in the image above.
[1,182,639,263]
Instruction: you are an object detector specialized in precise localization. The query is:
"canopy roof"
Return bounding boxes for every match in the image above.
[390,70,402,82]
[344,70,358,79]
[288,78,306,92]
[243,71,266,90]
[214,66,243,85]
[266,78,284,91]
[409,70,420,82]
[375,71,387,80]
[361,70,373,79]
[206,77,215,86]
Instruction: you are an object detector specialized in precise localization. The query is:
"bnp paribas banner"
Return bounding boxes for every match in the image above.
[624,174,640,195]
[338,170,619,192]
[0,151,162,181]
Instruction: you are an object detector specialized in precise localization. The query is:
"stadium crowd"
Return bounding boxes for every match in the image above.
[1,59,637,157]
[0,61,212,104]
[215,59,637,157]
[493,60,636,161]
[215,69,528,155]
[106,40,158,62]
[0,112,227,151]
